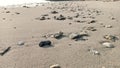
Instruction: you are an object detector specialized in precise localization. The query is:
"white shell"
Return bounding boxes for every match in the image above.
[50,64,60,68]
[102,42,114,48]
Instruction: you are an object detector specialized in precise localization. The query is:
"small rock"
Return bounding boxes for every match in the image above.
[87,27,96,31]
[15,12,20,14]
[53,31,64,39]
[79,31,88,36]
[104,35,118,42]
[35,16,46,20]
[39,40,52,47]
[2,18,6,20]
[50,64,61,68]
[17,41,25,45]
[22,6,30,8]
[102,42,114,48]
[93,50,100,55]
[55,15,66,20]
[67,16,73,20]
[89,48,100,55]
[104,25,112,28]
[42,14,49,16]
[69,33,80,40]
[51,11,58,14]
[88,20,96,24]
[39,16,46,20]
[6,11,10,13]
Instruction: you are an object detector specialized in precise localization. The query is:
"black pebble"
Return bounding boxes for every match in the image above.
[39,40,51,47]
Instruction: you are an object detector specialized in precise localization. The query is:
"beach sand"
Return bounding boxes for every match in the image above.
[0,1,120,68]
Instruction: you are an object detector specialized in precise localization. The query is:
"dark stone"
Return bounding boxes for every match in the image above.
[51,11,58,14]
[56,15,66,20]
[40,17,46,20]
[88,20,96,24]
[39,40,52,47]
[6,11,10,13]
[22,6,30,8]
[35,16,46,20]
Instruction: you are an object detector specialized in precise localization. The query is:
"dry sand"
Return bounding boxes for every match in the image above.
[0,1,120,68]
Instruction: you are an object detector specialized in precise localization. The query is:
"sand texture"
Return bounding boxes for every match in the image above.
[0,1,120,68]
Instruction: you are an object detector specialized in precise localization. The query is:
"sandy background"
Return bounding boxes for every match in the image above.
[0,1,120,68]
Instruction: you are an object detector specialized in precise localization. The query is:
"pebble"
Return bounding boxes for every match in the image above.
[79,31,88,36]
[17,41,25,45]
[15,12,20,14]
[69,33,80,40]
[39,16,46,20]
[39,40,52,47]
[103,35,118,42]
[55,15,66,20]
[6,11,10,13]
[89,48,100,55]
[87,27,97,31]
[53,31,64,39]
[51,11,58,14]
[88,20,96,24]
[67,16,73,20]
[102,42,114,48]
[50,64,61,68]
[104,25,112,28]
